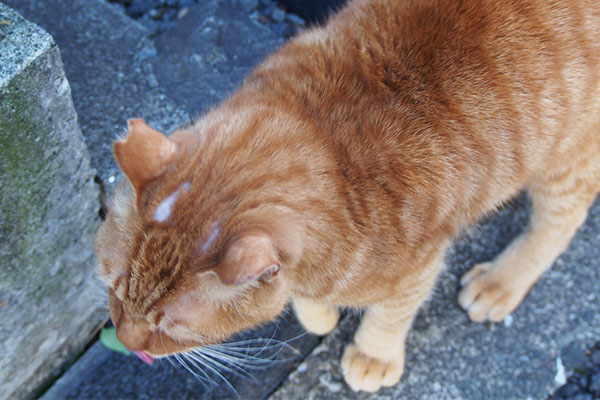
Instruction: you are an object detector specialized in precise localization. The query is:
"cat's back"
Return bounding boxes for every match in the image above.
[343,0,600,110]
[346,0,600,60]
[265,0,600,141]
[248,0,600,237]
[275,0,600,168]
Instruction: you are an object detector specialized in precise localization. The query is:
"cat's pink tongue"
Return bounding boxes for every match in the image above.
[131,350,154,365]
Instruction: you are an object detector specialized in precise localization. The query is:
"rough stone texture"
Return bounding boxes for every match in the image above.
[4,0,190,195]
[0,6,47,88]
[550,341,600,399]
[277,0,347,25]
[149,0,285,116]
[272,195,600,400]
[0,4,106,399]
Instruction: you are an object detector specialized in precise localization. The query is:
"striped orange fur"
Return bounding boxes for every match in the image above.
[96,0,600,392]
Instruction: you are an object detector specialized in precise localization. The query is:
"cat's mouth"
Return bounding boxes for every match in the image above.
[130,349,155,365]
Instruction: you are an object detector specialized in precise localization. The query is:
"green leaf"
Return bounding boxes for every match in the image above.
[100,327,131,356]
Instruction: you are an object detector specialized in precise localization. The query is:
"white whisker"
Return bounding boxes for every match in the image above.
[201,346,277,369]
[174,353,214,385]
[182,352,239,398]
[187,349,255,381]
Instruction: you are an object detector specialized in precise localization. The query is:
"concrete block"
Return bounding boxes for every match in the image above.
[0,5,106,399]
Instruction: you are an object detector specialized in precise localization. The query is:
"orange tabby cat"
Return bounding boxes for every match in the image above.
[95,0,600,393]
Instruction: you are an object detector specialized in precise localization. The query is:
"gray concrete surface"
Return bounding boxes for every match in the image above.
[148,0,284,116]
[0,4,105,399]
[0,4,47,87]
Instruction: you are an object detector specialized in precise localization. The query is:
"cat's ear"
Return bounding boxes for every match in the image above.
[215,232,280,285]
[113,119,178,195]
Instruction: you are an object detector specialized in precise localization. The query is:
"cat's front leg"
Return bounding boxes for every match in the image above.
[341,303,408,392]
[342,251,444,392]
[293,297,340,335]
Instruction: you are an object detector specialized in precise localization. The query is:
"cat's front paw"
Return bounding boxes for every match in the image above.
[293,299,340,335]
[459,262,528,322]
[341,344,404,392]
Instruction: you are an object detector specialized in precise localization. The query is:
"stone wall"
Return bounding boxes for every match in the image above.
[0,4,106,399]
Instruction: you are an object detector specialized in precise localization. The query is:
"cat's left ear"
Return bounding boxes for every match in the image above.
[215,232,281,285]
[113,119,178,195]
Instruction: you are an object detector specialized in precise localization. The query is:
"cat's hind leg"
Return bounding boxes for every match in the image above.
[459,153,600,323]
[292,297,340,335]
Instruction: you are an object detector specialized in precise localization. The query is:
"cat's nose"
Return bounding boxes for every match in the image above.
[115,314,152,352]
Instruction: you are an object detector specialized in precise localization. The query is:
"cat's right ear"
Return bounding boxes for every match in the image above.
[113,119,178,196]
[214,232,281,285]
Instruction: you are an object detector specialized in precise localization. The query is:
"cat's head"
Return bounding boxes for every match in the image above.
[95,118,300,361]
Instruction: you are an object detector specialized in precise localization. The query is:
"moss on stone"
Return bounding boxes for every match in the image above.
[0,49,95,304]
[0,76,48,288]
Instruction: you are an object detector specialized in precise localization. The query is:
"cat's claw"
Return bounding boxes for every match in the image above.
[459,262,527,322]
[341,344,403,392]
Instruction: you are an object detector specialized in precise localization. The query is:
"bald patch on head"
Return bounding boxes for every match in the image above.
[153,182,190,222]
